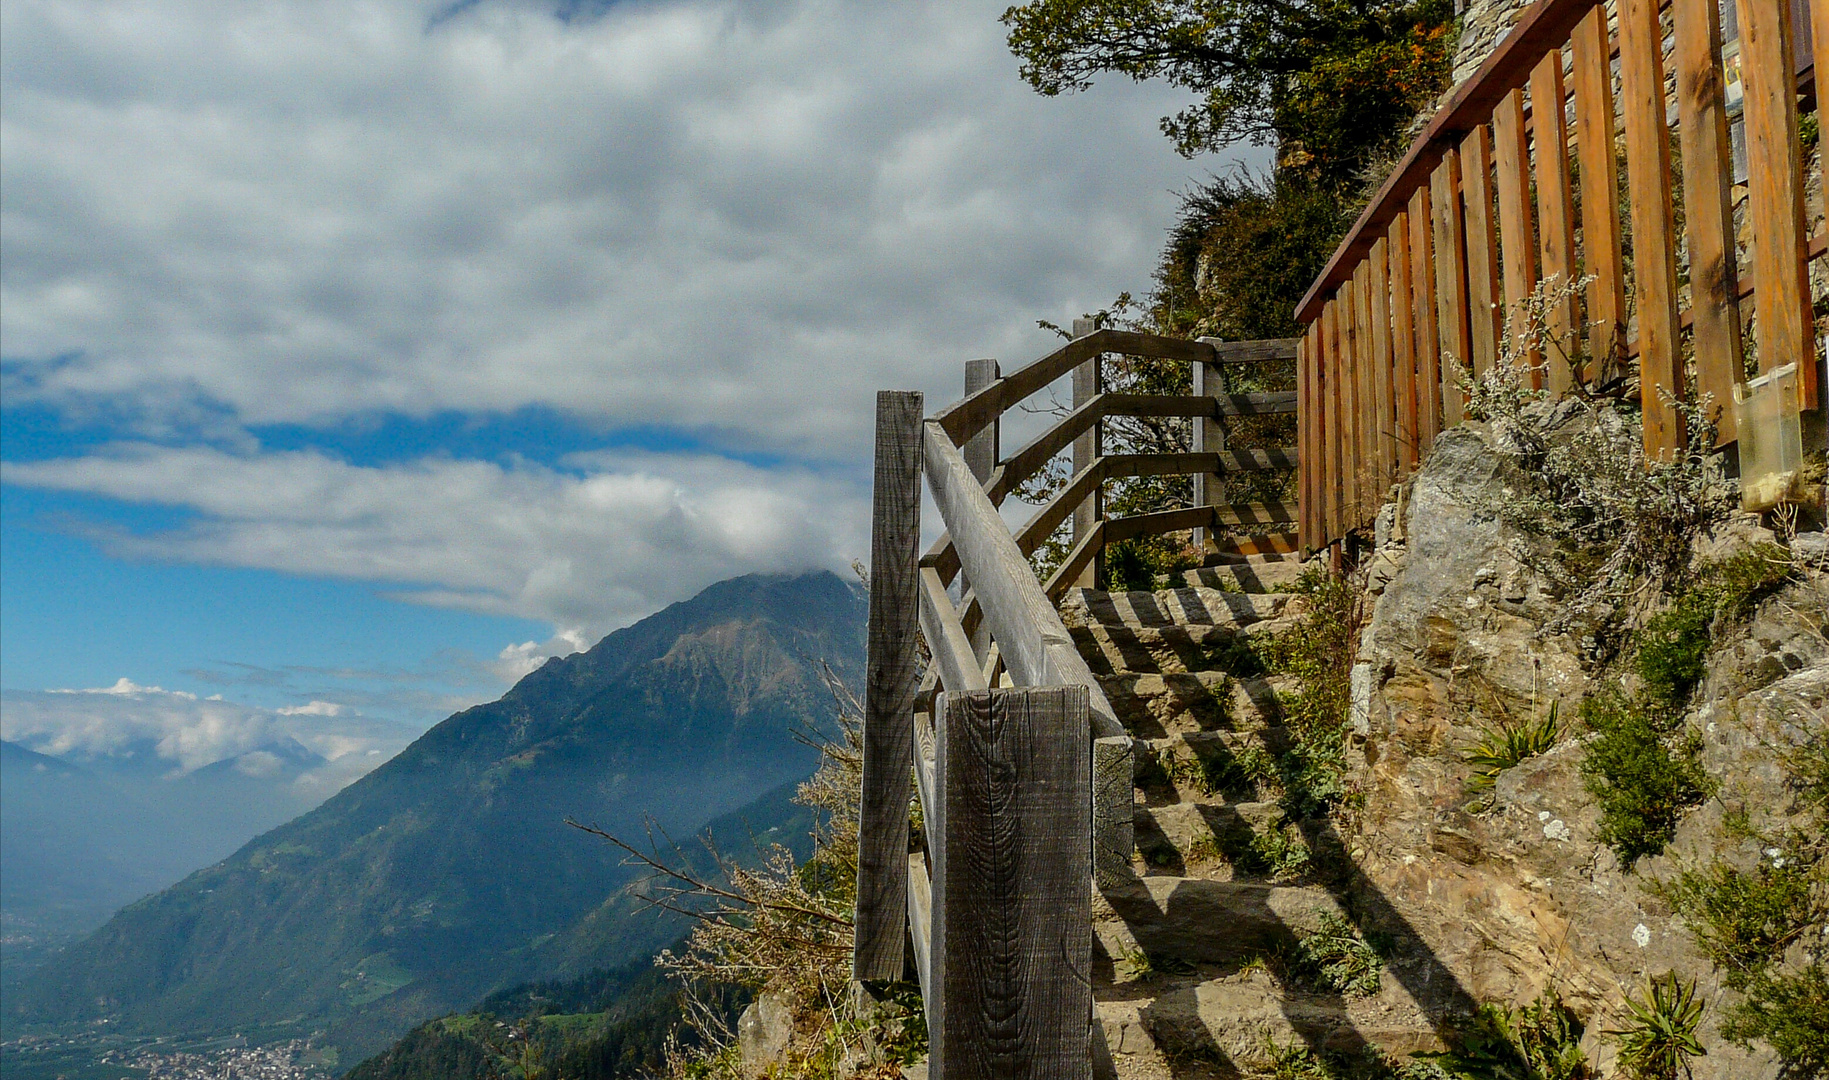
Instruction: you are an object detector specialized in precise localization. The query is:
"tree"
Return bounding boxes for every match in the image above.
[1002,0,1454,188]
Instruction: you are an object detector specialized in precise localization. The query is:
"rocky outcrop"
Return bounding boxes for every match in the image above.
[1346,423,1828,1080]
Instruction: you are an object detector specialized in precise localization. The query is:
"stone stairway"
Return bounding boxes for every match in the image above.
[1058,557,1438,1080]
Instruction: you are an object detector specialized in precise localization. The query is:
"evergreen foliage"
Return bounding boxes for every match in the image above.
[1001,0,1454,186]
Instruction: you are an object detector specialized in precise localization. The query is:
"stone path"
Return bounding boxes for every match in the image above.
[1062,558,1439,1080]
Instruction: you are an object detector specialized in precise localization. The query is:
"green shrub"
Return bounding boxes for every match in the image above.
[1721,964,1829,1080]
[1419,992,1592,1080]
[1606,972,1706,1080]
[1258,568,1363,820]
[1635,595,1715,711]
[1702,543,1796,621]
[1463,703,1561,792]
[1290,913,1387,997]
[1578,689,1715,867]
[1654,862,1820,989]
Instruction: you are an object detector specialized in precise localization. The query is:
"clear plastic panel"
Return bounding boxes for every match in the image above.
[1734,363,1803,511]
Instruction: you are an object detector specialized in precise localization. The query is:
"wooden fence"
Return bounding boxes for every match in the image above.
[1295,0,1823,551]
[854,326,1299,1078]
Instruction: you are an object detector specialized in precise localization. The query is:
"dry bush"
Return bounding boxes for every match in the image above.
[576,667,924,1079]
[1456,276,1739,632]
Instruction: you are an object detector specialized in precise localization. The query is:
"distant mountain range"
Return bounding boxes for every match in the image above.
[1,728,401,944]
[5,570,866,1065]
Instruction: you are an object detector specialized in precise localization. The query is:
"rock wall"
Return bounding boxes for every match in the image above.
[1341,423,1828,1079]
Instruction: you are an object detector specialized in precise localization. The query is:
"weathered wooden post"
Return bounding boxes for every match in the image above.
[853,390,923,982]
[963,359,1000,670]
[1070,318,1103,588]
[1191,341,1227,553]
[931,686,1092,1080]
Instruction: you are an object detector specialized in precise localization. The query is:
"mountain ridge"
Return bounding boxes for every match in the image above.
[7,569,866,1064]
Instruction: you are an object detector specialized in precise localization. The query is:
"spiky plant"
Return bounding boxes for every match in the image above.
[1606,972,1706,1080]
[1463,703,1561,791]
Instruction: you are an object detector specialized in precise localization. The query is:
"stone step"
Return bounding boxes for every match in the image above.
[1183,560,1310,593]
[1097,976,1442,1075]
[1063,587,1291,632]
[1093,876,1342,966]
[1069,618,1296,679]
[1097,673,1289,737]
[1132,799,1296,877]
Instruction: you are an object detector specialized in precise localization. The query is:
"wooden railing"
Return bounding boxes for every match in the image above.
[1294,0,1823,551]
[853,326,1298,1078]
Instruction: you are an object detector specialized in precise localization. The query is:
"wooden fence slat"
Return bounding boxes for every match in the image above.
[1331,300,1346,545]
[963,360,1002,482]
[1410,184,1446,444]
[933,687,1092,1080]
[1431,150,1473,425]
[1674,0,1746,441]
[1353,261,1377,523]
[1493,86,1541,383]
[1071,321,1103,588]
[1460,127,1503,379]
[1301,326,1319,548]
[1015,459,1106,558]
[1101,449,1298,477]
[1621,0,1687,454]
[1530,47,1579,396]
[854,390,923,982]
[1738,0,1817,405]
[1570,6,1629,388]
[1296,332,1309,550]
[1207,338,1302,362]
[908,852,934,1004]
[1389,212,1421,472]
[920,566,990,695]
[1370,235,1397,487]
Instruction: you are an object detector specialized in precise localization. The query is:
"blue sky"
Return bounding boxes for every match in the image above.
[1,0,1255,750]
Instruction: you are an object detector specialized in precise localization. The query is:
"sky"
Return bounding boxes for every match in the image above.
[2,0,1259,773]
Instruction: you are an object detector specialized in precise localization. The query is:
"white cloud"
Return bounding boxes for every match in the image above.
[0,0,1225,453]
[3,442,867,636]
[1,684,414,787]
[276,700,344,717]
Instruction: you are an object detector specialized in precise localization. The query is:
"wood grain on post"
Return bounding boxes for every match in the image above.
[1389,214,1420,474]
[1621,0,1687,455]
[1493,87,1541,382]
[1071,319,1103,587]
[1431,151,1473,424]
[854,390,923,982]
[1461,127,1503,379]
[1673,0,1746,440]
[1738,0,1817,405]
[1530,48,1579,396]
[1353,262,1377,525]
[1370,236,1397,487]
[1570,6,1628,389]
[933,687,1093,1080]
[1338,285,1362,530]
[1299,327,1317,549]
[1323,300,1343,543]
[1410,184,1446,443]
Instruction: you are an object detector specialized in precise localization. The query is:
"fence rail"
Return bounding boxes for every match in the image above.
[1295,0,1823,552]
[856,325,1300,1078]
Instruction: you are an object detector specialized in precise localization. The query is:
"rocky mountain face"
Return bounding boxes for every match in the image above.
[1345,424,1826,1080]
[7,570,865,1063]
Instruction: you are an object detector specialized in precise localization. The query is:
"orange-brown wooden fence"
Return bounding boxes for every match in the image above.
[1295,0,1824,552]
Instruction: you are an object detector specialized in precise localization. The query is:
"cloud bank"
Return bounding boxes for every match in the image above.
[4,443,864,635]
[2,681,415,793]
[2,0,1203,450]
